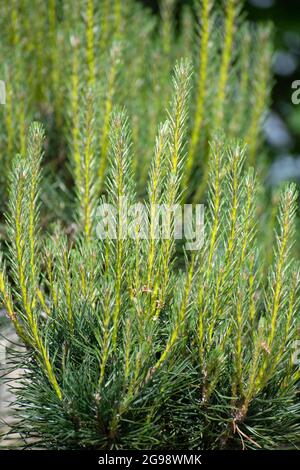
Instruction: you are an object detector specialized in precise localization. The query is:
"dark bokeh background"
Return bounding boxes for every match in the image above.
[138,0,300,185]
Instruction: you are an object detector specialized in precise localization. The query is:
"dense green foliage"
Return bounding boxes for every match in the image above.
[0,0,299,450]
[0,0,272,207]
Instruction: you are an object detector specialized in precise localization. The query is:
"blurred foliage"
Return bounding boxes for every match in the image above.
[140,0,300,170]
[0,0,272,223]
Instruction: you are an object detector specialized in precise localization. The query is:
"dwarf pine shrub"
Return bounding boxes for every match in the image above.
[0,0,299,451]
[0,56,299,449]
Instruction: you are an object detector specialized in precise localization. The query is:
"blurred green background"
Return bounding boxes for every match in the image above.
[138,0,300,186]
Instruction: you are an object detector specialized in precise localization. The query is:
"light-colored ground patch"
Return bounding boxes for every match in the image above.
[0,326,23,449]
